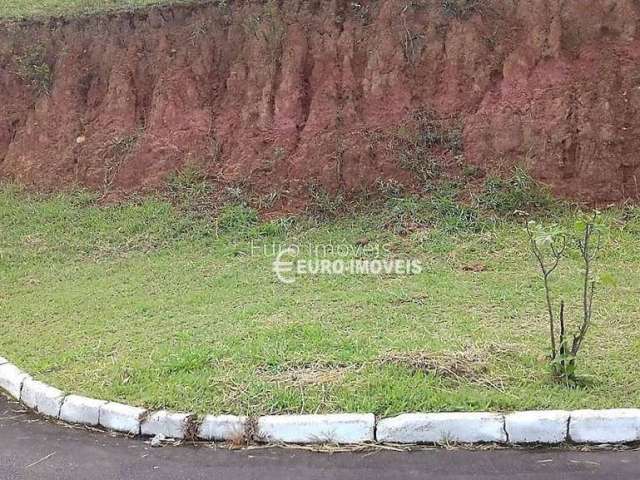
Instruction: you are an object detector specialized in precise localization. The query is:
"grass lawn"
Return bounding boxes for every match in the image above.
[0,0,186,20]
[1,183,639,417]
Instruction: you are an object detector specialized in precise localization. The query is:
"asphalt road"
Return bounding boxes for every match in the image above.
[1,396,639,480]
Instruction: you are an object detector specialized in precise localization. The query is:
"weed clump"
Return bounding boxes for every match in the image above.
[383,196,430,235]
[255,216,295,237]
[382,183,483,235]
[441,0,483,19]
[305,183,346,220]
[429,185,482,233]
[375,178,406,198]
[110,134,138,157]
[101,133,139,190]
[476,167,557,216]
[395,110,463,189]
[217,204,259,233]
[243,0,285,62]
[15,46,52,95]
[166,165,214,217]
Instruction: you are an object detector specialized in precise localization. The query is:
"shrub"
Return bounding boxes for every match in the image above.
[526,212,612,385]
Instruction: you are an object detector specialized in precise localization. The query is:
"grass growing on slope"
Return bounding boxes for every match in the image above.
[0,0,195,20]
[0,183,639,416]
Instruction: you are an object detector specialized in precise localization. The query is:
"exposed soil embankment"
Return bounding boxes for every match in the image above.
[1,0,639,204]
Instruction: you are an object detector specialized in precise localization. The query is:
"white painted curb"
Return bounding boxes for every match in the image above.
[505,410,570,444]
[377,412,506,444]
[2,356,640,446]
[99,401,147,435]
[59,395,107,426]
[0,363,31,400]
[20,378,65,418]
[141,410,192,439]
[569,409,640,444]
[258,414,375,444]
[198,415,247,441]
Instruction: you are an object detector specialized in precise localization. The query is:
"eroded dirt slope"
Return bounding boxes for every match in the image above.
[1,0,639,203]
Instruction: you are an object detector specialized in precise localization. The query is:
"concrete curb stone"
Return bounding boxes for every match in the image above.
[198,415,248,441]
[20,378,65,418]
[0,363,31,400]
[257,414,375,444]
[59,395,108,426]
[377,412,507,444]
[99,402,146,435]
[569,409,640,444]
[505,410,570,444]
[141,410,192,439]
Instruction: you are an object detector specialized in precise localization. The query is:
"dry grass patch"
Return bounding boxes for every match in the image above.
[377,347,509,390]
[258,362,363,388]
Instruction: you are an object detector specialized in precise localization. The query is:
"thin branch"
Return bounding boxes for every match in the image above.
[526,222,560,359]
[572,213,600,356]
[573,280,595,355]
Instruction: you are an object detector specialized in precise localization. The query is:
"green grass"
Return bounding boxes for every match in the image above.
[0,0,192,20]
[1,184,639,416]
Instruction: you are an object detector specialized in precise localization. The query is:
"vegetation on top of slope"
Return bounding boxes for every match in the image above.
[0,0,204,20]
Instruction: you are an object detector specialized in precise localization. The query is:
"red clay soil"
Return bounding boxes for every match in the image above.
[0,0,639,205]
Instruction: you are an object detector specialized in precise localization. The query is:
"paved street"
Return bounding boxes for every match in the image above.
[1,396,639,479]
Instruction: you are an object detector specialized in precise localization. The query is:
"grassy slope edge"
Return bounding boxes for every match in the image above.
[0,0,199,20]
[1,183,639,416]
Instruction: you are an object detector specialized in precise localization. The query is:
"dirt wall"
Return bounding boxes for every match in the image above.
[1,0,639,203]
